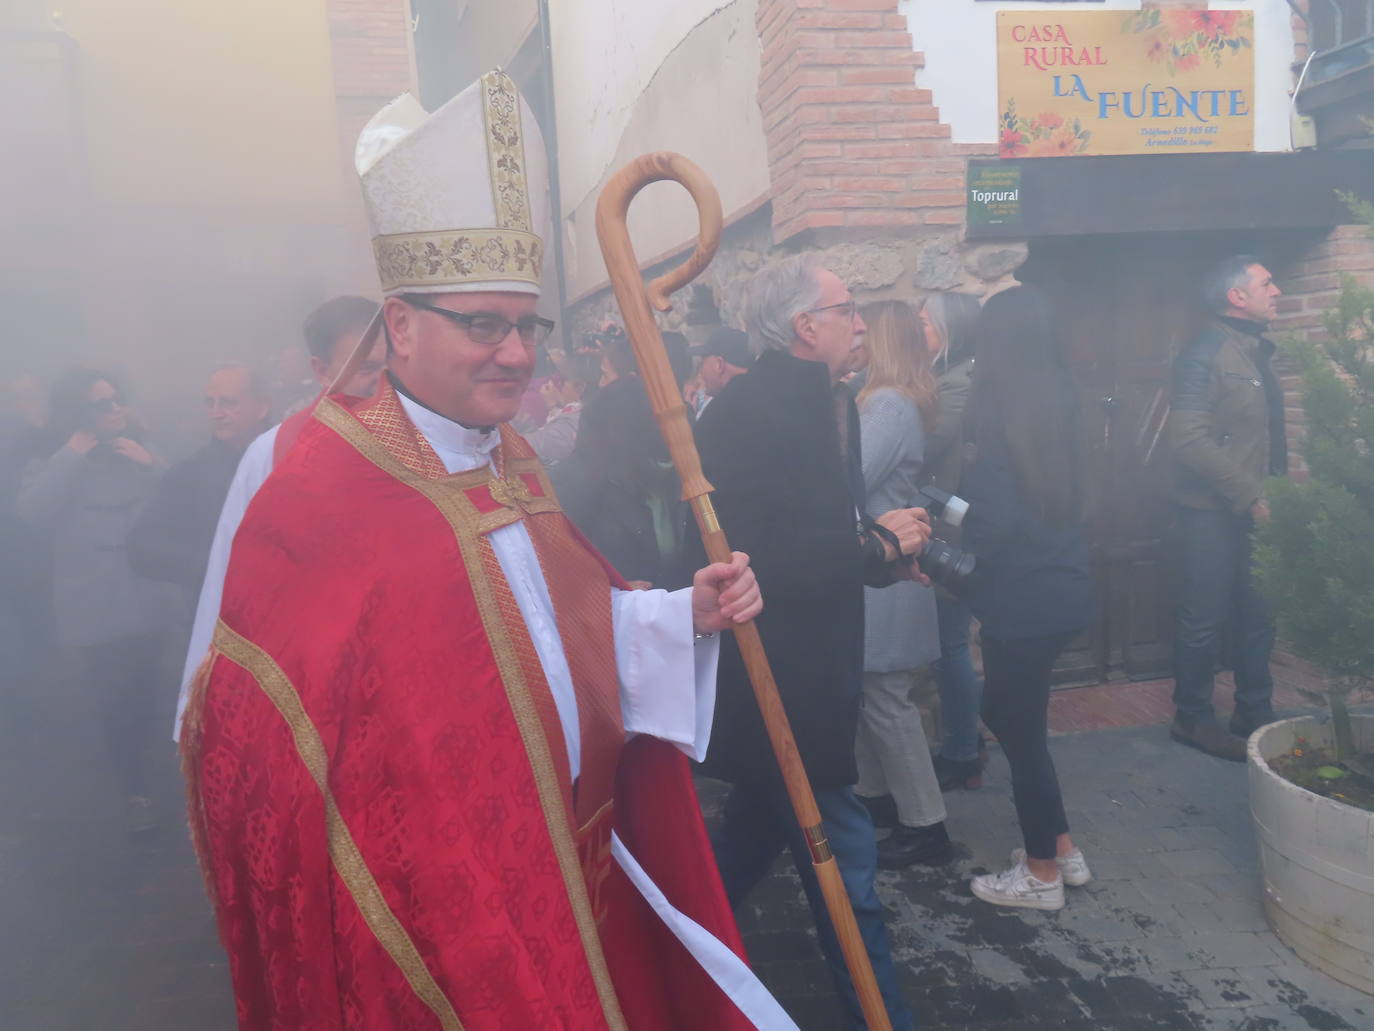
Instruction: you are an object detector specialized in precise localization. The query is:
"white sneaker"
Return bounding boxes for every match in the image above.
[971,860,1065,911]
[1011,847,1092,887]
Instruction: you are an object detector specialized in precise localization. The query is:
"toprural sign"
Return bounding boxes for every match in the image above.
[996,9,1256,158]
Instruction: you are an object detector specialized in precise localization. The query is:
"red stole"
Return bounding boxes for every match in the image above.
[182,385,755,1030]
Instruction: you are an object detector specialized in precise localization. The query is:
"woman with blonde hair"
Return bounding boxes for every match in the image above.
[851,299,953,868]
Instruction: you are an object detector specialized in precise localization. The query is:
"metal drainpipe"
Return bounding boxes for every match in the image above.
[536,0,570,338]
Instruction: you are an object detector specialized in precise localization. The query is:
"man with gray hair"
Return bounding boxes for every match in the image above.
[694,254,931,1030]
[1165,255,1287,761]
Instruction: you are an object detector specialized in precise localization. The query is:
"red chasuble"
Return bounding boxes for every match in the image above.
[182,385,755,1030]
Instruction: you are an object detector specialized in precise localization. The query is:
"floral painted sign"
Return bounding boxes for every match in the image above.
[997,9,1254,158]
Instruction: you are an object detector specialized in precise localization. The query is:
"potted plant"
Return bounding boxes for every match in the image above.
[1251,198,1374,995]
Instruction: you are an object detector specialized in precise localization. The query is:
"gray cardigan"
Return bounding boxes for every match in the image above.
[17,445,170,649]
[859,388,941,673]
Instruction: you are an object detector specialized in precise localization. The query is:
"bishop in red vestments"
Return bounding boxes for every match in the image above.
[182,71,793,1030]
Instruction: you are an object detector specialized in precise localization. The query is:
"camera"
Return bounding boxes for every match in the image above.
[915,486,976,589]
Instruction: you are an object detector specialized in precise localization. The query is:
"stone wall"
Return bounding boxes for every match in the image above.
[566,202,1028,349]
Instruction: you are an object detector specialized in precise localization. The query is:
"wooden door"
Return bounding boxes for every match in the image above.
[1018,230,1300,684]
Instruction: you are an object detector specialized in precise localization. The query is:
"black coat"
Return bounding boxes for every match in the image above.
[553,460,690,590]
[694,350,871,790]
[126,438,246,592]
[960,407,1094,641]
[552,377,691,590]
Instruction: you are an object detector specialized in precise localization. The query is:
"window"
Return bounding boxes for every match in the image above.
[1310,0,1374,51]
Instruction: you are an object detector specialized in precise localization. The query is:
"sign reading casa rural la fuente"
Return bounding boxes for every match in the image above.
[997,9,1255,158]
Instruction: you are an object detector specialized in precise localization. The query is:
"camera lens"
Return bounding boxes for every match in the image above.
[919,537,976,588]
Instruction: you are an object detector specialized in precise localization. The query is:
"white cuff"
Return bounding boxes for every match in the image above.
[611,587,718,761]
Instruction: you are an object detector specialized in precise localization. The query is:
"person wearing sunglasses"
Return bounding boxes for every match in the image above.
[16,369,168,835]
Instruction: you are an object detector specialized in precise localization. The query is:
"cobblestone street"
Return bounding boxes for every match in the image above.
[716,719,1373,1031]
[2,670,1370,1030]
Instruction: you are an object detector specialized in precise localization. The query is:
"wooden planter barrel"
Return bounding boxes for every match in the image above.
[1248,715,1374,996]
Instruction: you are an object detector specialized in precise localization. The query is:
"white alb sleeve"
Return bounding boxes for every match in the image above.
[610,586,719,761]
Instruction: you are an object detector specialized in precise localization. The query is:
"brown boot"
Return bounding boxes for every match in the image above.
[1170,717,1246,762]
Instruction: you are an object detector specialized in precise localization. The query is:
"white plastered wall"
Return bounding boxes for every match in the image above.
[549,0,772,299]
[900,0,1299,152]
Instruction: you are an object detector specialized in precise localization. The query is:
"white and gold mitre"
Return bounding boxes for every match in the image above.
[356,70,549,297]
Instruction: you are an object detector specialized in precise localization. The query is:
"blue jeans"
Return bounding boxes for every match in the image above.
[1172,506,1275,726]
[713,779,916,1031]
[933,595,982,762]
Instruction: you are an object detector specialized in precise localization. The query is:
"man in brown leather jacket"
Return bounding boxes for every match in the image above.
[1165,255,1288,761]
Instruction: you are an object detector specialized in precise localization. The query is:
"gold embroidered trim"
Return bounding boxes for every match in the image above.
[212,621,465,1031]
[180,647,222,914]
[413,490,628,1029]
[486,469,559,520]
[316,400,557,537]
[317,401,629,1031]
[373,229,543,293]
[480,69,531,232]
[474,506,523,536]
[575,800,616,926]
[487,475,533,510]
[505,456,561,516]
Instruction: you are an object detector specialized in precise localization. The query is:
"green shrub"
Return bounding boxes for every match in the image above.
[1255,211,1374,760]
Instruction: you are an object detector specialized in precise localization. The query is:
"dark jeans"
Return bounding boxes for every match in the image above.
[713,779,916,1031]
[79,633,162,797]
[980,631,1076,860]
[1171,506,1275,727]
[933,594,982,763]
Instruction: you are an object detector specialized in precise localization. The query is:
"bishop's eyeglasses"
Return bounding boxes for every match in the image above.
[406,298,555,347]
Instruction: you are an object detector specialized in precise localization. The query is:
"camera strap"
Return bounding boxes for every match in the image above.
[865,517,912,563]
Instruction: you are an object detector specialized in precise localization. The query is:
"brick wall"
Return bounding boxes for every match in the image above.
[1288,0,1311,62]
[1272,225,1374,342]
[324,0,416,171]
[754,0,990,244]
[1271,225,1374,480]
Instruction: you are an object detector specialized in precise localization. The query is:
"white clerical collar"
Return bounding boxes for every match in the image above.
[394,390,500,463]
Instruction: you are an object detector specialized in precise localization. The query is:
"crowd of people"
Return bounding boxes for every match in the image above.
[0,65,1290,1031]
[0,268,1089,1022]
[0,252,1288,1027]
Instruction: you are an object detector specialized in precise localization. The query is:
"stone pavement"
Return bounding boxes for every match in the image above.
[712,720,1374,1031]
[3,664,1370,1030]
[1044,654,1323,736]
